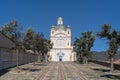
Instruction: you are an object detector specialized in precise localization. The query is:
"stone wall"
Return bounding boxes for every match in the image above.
[92,51,120,61]
[0,48,37,70]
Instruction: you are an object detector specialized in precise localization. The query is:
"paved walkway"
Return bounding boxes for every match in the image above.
[0,62,120,80]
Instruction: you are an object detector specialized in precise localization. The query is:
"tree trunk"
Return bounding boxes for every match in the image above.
[110,57,114,72]
[83,56,84,64]
[83,56,85,64]
[16,48,19,72]
[83,56,88,64]
[78,53,81,62]
[85,57,88,64]
[45,54,47,62]
[37,54,40,62]
[80,53,83,63]
[33,50,36,66]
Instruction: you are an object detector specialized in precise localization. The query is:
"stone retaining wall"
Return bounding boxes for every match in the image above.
[0,48,37,70]
[91,60,120,70]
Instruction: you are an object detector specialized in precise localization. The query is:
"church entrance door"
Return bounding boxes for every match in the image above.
[59,56,62,61]
[57,52,64,62]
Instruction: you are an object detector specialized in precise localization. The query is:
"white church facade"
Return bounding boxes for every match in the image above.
[49,17,76,61]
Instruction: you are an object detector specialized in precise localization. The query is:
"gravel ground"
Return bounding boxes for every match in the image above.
[0,62,120,80]
[0,62,49,80]
[74,62,120,80]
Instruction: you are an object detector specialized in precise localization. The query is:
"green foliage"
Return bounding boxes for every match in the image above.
[0,20,23,71]
[96,23,120,72]
[32,32,52,55]
[96,24,120,59]
[34,32,45,53]
[0,20,52,66]
[74,31,95,63]
[81,31,95,57]
[23,27,35,50]
[1,20,23,47]
[96,24,111,39]
[107,38,118,59]
[23,28,52,54]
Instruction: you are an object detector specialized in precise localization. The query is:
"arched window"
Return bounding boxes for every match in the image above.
[68,42,69,46]
[68,31,69,34]
[55,39,66,47]
[52,31,54,34]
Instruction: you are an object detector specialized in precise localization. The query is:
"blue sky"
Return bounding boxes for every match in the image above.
[0,0,120,51]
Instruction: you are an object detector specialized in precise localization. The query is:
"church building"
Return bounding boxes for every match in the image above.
[49,17,76,61]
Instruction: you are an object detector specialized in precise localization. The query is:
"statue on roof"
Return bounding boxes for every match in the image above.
[58,17,63,25]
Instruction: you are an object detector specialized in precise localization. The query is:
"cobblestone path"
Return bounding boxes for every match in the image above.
[36,62,87,80]
[35,62,87,80]
[0,62,88,80]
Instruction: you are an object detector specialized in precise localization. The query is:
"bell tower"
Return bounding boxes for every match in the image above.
[57,17,63,25]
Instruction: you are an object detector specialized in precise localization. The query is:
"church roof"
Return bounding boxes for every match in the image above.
[51,25,70,31]
[51,17,71,31]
